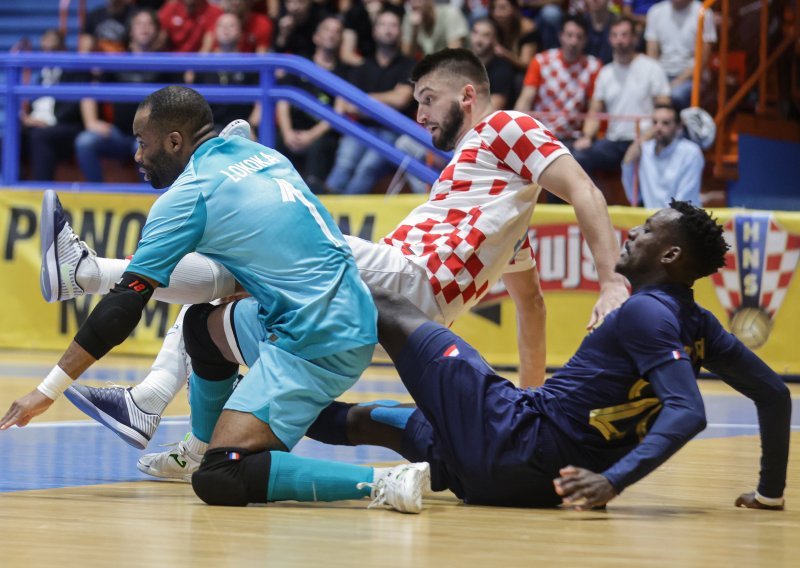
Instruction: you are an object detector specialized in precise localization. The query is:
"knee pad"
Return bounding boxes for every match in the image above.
[183,303,239,380]
[192,447,270,506]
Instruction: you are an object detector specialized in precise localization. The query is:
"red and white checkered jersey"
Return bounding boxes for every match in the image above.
[382,110,570,324]
[522,48,601,140]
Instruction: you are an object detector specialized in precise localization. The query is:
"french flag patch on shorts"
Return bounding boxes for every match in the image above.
[443,344,460,357]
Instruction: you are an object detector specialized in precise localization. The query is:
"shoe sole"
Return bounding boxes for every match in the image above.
[136,460,193,483]
[40,190,59,303]
[64,387,149,450]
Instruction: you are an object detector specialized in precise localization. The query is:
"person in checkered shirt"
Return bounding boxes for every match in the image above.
[46,49,629,481]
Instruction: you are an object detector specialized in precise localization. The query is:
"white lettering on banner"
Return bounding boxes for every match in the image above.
[219,152,280,182]
[529,225,624,291]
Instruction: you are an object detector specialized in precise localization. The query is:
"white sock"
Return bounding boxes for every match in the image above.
[131,307,191,415]
[185,433,208,455]
[372,467,390,486]
[152,253,237,304]
[76,256,129,294]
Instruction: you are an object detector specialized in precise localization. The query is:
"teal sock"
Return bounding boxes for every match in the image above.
[188,372,237,443]
[267,452,374,502]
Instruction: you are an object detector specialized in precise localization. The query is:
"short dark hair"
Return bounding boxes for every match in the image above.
[411,48,490,93]
[561,14,588,36]
[669,199,729,279]
[138,86,214,137]
[654,101,680,122]
[611,16,636,35]
[471,17,501,39]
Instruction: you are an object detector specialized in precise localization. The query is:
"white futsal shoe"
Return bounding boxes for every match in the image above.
[358,462,431,514]
[137,434,204,482]
[220,119,251,140]
[40,189,94,302]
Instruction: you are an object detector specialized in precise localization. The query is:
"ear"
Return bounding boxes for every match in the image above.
[661,245,682,265]
[461,84,477,110]
[167,131,183,154]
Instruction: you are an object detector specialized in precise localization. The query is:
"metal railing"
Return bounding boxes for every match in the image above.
[0,52,447,191]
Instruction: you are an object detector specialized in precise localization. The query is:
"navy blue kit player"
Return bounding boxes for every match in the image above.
[307,201,791,510]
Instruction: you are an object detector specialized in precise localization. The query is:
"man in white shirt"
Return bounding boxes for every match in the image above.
[621,102,705,207]
[645,0,717,109]
[571,17,671,183]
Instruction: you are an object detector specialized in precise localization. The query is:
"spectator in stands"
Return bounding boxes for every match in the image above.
[21,30,85,181]
[325,9,415,195]
[80,0,135,53]
[340,0,404,66]
[645,0,717,110]
[571,17,670,181]
[159,0,222,52]
[76,9,174,182]
[515,15,601,143]
[519,0,563,51]
[622,0,659,36]
[195,13,260,134]
[276,15,350,193]
[202,0,272,53]
[622,102,704,207]
[274,0,328,58]
[584,0,617,64]
[401,0,469,59]
[489,0,539,72]
[470,18,516,110]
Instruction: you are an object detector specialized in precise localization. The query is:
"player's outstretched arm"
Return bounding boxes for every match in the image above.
[537,155,629,329]
[553,466,617,510]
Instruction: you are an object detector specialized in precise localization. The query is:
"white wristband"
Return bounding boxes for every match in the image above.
[36,366,74,400]
[754,491,784,507]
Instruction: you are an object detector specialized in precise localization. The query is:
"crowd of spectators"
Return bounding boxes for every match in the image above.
[18,0,719,206]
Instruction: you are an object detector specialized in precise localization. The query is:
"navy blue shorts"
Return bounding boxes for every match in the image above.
[395,322,564,507]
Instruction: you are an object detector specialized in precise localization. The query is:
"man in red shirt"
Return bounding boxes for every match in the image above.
[159,0,222,52]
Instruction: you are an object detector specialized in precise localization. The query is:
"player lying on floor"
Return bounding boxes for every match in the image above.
[305,201,790,509]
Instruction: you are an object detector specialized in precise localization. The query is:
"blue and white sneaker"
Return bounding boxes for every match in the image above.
[64,383,160,450]
[40,190,93,303]
[219,119,251,140]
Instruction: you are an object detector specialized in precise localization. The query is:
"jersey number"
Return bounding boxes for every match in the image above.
[277,179,342,247]
[588,379,662,442]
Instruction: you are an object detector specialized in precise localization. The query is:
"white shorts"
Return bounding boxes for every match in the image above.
[344,235,445,324]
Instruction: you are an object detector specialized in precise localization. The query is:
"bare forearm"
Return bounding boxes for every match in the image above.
[57,340,98,379]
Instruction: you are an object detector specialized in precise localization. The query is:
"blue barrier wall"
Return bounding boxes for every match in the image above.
[728,134,800,211]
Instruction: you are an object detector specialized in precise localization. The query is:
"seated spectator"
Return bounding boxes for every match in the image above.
[401,0,469,59]
[645,0,717,110]
[514,15,601,144]
[518,0,563,51]
[470,18,516,110]
[159,0,222,52]
[21,30,85,181]
[274,0,328,58]
[489,0,539,72]
[622,0,660,32]
[571,17,670,182]
[584,0,617,64]
[202,0,272,53]
[76,9,175,182]
[622,102,704,207]
[276,16,350,193]
[195,14,259,132]
[340,0,404,66]
[80,0,135,53]
[326,9,415,195]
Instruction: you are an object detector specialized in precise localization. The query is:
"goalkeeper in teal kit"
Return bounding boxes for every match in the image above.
[0,86,430,513]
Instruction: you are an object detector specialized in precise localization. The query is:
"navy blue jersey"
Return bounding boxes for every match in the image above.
[530,284,789,495]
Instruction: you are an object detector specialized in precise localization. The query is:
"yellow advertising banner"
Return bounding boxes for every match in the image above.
[1,189,798,374]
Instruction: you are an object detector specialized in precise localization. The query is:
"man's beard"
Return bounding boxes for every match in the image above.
[146,148,181,189]
[433,101,465,151]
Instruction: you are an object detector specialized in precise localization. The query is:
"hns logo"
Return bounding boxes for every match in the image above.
[710,214,800,348]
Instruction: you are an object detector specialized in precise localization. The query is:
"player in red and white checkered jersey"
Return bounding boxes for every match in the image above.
[48,50,628,468]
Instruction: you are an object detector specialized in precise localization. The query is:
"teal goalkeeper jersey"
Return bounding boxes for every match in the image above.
[128,136,377,359]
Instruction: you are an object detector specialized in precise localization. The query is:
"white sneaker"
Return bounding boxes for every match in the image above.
[219,119,251,140]
[358,462,430,514]
[40,190,95,302]
[137,434,204,482]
